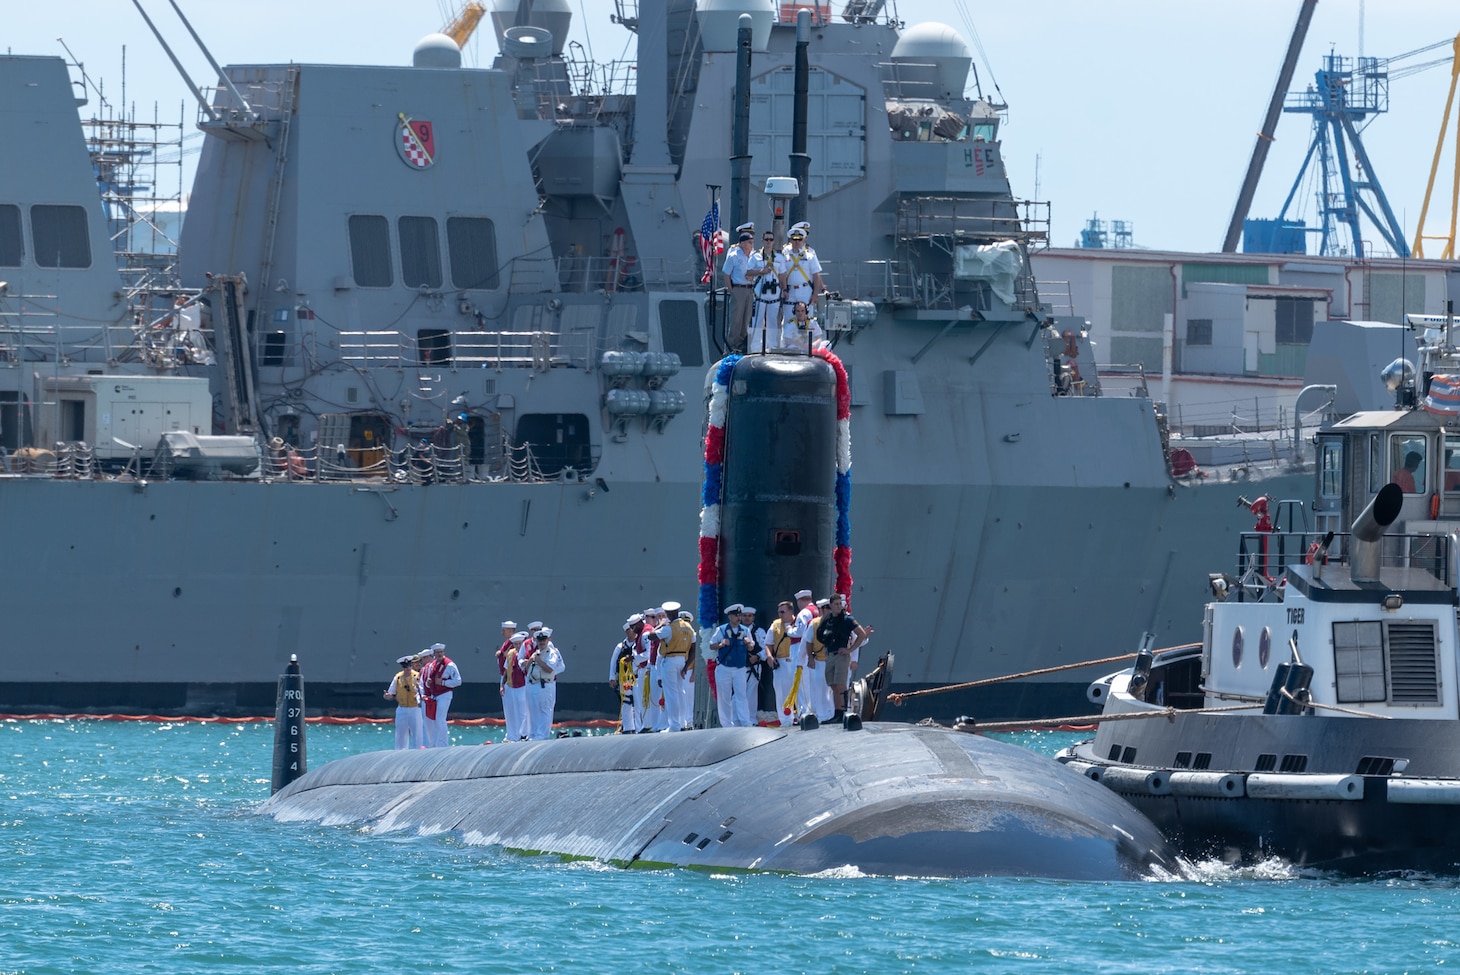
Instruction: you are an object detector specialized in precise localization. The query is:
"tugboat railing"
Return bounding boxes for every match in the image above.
[1234,531,1454,600]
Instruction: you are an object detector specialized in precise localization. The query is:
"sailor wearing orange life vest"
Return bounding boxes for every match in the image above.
[384,653,424,749]
[659,602,697,732]
[523,627,565,740]
[420,642,462,747]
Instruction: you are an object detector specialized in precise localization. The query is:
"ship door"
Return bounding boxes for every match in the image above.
[1315,434,1344,536]
[1389,432,1431,524]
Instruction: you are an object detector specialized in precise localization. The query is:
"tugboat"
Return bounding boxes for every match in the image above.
[1059,339,1460,871]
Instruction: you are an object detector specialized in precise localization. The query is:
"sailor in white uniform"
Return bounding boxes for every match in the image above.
[420,642,462,747]
[523,627,565,740]
[501,630,531,741]
[609,617,643,733]
[776,222,824,321]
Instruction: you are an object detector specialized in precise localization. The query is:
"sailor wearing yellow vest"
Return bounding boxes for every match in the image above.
[658,601,697,731]
[384,653,424,749]
[775,222,824,320]
[609,616,643,733]
[767,601,798,727]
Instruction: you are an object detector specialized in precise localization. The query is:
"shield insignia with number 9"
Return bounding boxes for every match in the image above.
[397,113,436,170]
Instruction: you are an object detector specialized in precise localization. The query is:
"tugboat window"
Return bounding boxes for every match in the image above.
[30,204,90,268]
[1445,436,1460,492]
[1318,440,1343,500]
[348,215,393,287]
[0,204,22,266]
[398,216,443,289]
[1389,435,1427,494]
[1333,621,1387,703]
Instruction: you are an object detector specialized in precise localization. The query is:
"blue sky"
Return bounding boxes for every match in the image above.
[6,0,1457,254]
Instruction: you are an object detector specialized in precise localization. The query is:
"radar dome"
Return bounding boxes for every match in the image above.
[413,33,463,69]
[491,0,570,57]
[1381,358,1416,392]
[697,0,775,53]
[891,22,972,98]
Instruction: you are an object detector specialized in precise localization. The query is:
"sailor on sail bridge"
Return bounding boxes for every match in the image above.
[721,222,766,351]
[776,222,824,322]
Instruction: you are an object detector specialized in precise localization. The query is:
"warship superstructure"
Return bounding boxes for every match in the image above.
[0,2,1309,719]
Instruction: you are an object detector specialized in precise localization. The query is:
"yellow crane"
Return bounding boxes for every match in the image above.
[1415,32,1460,260]
[441,2,487,48]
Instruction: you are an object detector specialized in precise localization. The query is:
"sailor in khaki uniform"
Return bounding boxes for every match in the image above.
[720,221,762,351]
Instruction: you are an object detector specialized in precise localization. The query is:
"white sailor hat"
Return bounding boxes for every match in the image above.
[816,598,831,608]
[724,603,744,615]
[627,613,645,626]
[430,642,447,652]
[510,631,527,644]
[794,589,813,600]
[789,221,809,237]
[414,650,432,661]
[660,600,681,614]
[397,654,414,666]
[527,620,544,630]
[735,221,755,233]
[742,606,757,615]
[500,619,516,629]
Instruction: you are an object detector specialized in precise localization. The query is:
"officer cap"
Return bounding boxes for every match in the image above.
[660,600,681,614]
[735,221,755,233]
[724,603,744,615]
[397,655,414,666]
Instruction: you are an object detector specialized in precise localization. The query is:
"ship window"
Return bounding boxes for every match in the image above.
[1445,436,1460,493]
[1318,439,1343,500]
[1389,435,1427,494]
[447,217,500,290]
[348,215,393,287]
[1275,297,1314,345]
[514,412,592,478]
[1185,319,1213,346]
[658,299,703,367]
[30,204,90,268]
[398,216,442,289]
[1334,620,1387,703]
[261,330,287,367]
[1368,434,1383,495]
[0,205,22,266]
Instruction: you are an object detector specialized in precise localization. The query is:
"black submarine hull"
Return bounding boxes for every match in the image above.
[261,724,1175,879]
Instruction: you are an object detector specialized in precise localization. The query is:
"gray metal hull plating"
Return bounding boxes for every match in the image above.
[261,724,1176,880]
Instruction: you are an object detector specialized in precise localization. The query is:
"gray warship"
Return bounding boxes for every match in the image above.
[0,1,1309,720]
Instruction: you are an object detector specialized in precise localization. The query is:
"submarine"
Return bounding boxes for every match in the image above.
[259,327,1177,878]
[260,722,1176,879]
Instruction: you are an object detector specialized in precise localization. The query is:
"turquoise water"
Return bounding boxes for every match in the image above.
[4,720,1459,974]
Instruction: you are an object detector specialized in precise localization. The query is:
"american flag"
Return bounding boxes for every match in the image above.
[698,201,721,284]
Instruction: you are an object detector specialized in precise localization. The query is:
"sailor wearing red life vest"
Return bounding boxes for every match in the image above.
[502,631,531,741]
[420,642,462,747]
[496,620,526,743]
[640,607,670,732]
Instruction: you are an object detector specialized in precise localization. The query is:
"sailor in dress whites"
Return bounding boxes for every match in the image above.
[710,604,755,728]
[720,222,760,351]
[523,627,565,740]
[779,299,827,352]
[501,628,531,742]
[766,601,799,727]
[495,620,522,742]
[788,590,821,723]
[420,642,462,747]
[658,601,697,731]
[747,229,783,353]
[610,616,644,733]
[383,654,424,749]
[776,222,825,328]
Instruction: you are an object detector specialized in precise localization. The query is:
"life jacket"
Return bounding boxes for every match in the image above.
[717,624,749,668]
[423,656,455,698]
[642,629,661,666]
[394,669,421,708]
[769,619,793,659]
[663,619,695,657]
[496,640,513,677]
[615,644,636,703]
[784,247,815,287]
[506,647,527,689]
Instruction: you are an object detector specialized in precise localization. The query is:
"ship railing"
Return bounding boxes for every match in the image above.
[504,256,706,295]
[0,306,147,365]
[1233,530,1453,601]
[259,435,553,484]
[0,442,97,478]
[336,328,600,371]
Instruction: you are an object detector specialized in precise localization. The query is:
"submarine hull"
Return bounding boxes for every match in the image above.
[260,724,1174,879]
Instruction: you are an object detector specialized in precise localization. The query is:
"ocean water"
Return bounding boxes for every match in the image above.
[4,720,1458,975]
